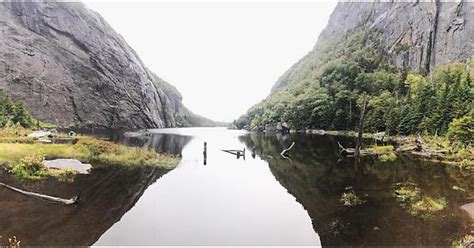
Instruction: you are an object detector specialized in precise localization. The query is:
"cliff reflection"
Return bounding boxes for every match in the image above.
[0,166,170,246]
[240,132,473,246]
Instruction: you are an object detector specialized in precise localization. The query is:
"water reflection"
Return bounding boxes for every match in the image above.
[240,132,473,246]
[0,166,170,246]
[1,128,471,246]
[95,128,320,246]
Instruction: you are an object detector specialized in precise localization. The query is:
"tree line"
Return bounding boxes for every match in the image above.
[0,90,36,128]
[234,29,473,144]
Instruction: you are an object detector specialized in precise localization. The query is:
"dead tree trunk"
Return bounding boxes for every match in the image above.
[0,182,79,205]
[355,94,368,157]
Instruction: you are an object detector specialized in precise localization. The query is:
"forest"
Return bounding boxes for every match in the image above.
[234,29,473,144]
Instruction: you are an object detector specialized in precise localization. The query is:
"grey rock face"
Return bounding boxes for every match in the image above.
[272,1,473,92]
[0,1,196,128]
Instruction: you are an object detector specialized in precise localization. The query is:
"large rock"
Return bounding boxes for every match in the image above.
[0,2,211,128]
[272,1,473,92]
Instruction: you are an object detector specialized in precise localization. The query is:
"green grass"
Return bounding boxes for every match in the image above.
[378,153,397,162]
[0,141,179,169]
[366,145,395,153]
[0,130,180,180]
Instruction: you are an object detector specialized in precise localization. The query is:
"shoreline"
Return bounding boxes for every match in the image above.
[247,128,473,168]
[0,127,180,181]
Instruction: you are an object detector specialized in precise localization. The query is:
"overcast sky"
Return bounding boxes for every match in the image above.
[85,1,336,122]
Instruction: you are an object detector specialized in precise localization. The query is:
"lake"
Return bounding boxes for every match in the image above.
[0,127,472,246]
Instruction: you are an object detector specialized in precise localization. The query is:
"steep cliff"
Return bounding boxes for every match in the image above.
[0,1,210,128]
[272,1,473,93]
[237,1,473,133]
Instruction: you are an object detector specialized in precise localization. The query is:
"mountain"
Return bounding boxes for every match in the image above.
[271,1,473,93]
[0,1,213,128]
[236,1,473,136]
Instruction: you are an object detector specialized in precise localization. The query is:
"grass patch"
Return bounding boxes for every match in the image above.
[0,130,180,180]
[363,145,397,162]
[366,145,394,153]
[409,196,447,219]
[340,191,364,207]
[0,127,36,143]
[378,153,397,162]
[49,168,77,183]
[393,183,447,219]
[393,184,420,206]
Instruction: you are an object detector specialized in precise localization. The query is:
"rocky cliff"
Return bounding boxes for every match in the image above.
[272,1,473,93]
[0,1,211,128]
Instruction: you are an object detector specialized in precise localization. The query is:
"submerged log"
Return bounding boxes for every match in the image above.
[222,149,246,159]
[203,142,207,165]
[281,142,295,159]
[0,182,79,205]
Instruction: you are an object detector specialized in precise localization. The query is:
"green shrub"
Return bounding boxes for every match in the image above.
[11,153,48,180]
[447,114,474,145]
[76,137,112,159]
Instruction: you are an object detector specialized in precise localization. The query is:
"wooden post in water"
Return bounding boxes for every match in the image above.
[203,142,207,165]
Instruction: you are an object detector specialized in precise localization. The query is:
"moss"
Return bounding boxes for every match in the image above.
[340,191,364,206]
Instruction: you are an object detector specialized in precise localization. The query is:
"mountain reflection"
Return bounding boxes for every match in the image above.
[0,166,170,246]
[239,132,473,246]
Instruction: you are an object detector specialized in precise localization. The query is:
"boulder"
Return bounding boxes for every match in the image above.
[44,159,92,174]
[28,131,52,138]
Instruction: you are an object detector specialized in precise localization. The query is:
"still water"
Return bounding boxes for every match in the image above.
[0,128,472,246]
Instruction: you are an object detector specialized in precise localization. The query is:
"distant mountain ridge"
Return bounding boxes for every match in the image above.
[0,1,214,128]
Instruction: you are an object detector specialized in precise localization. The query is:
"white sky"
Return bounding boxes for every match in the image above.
[84,1,337,122]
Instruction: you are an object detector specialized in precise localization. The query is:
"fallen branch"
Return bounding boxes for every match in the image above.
[281,142,295,157]
[0,182,79,205]
[337,141,356,156]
